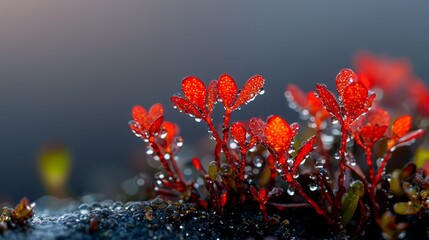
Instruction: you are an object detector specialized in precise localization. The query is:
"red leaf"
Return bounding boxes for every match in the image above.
[182,76,207,114]
[286,84,308,109]
[230,122,247,147]
[392,115,412,139]
[342,82,369,120]
[307,91,326,117]
[149,115,164,136]
[148,103,164,119]
[264,115,292,153]
[360,125,388,147]
[357,92,376,120]
[249,117,265,139]
[367,107,390,127]
[132,105,147,126]
[207,80,218,115]
[171,96,204,119]
[293,136,316,174]
[316,84,342,124]
[218,74,238,108]
[396,129,425,147]
[336,68,358,97]
[233,75,265,110]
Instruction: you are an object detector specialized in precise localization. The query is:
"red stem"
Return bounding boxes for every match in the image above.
[205,116,234,166]
[371,150,392,193]
[221,110,234,168]
[337,128,348,191]
[365,147,374,184]
[149,139,176,180]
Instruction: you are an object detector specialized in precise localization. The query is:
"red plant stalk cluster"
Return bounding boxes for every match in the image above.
[130,69,425,227]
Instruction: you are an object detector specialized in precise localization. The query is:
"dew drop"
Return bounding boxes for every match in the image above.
[78,203,90,215]
[164,153,171,160]
[253,157,263,168]
[249,145,257,152]
[258,88,265,95]
[287,186,295,196]
[309,183,318,191]
[155,172,165,180]
[229,141,238,149]
[146,147,154,155]
[195,118,202,122]
[160,130,168,139]
[293,171,299,179]
[175,137,184,147]
[207,129,215,140]
[135,173,146,187]
[376,158,383,168]
[331,117,339,124]
[334,153,340,160]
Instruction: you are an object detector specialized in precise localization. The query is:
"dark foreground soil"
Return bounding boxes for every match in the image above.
[1,197,426,239]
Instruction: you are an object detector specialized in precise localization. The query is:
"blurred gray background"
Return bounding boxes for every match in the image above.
[0,1,428,201]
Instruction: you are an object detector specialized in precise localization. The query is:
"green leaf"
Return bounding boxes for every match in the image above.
[393,202,420,215]
[341,180,364,227]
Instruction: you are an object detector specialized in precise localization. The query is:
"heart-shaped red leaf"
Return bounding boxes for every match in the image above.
[233,75,265,110]
[336,68,358,97]
[342,82,369,120]
[132,105,147,126]
[392,115,412,139]
[293,136,316,174]
[207,80,218,115]
[218,74,238,108]
[171,96,204,119]
[264,115,292,153]
[182,76,207,114]
[230,122,247,147]
[316,84,342,124]
[286,84,308,109]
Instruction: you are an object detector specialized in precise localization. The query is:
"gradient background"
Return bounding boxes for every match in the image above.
[1,1,428,201]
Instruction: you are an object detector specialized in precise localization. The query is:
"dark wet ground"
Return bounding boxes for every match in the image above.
[4,197,426,240]
[1,197,340,240]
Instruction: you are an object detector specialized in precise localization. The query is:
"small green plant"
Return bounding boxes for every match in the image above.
[130,54,429,237]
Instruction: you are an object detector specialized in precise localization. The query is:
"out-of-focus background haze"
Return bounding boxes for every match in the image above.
[1,1,428,201]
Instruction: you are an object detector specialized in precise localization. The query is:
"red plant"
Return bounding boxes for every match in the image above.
[316,68,376,212]
[129,67,427,236]
[354,51,429,117]
[129,103,194,198]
